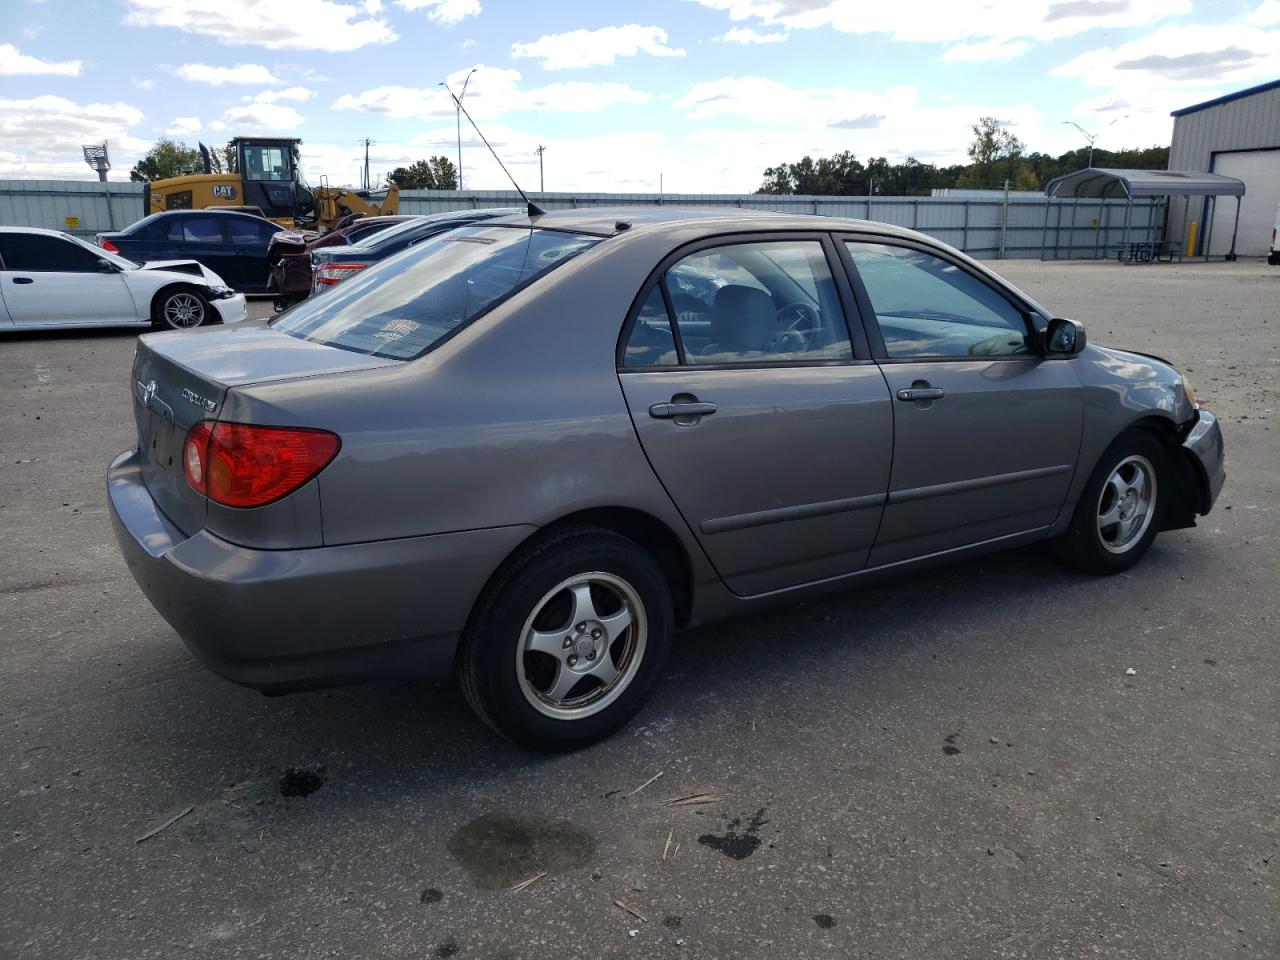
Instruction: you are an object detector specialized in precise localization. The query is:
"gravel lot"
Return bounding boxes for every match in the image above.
[1,261,1276,960]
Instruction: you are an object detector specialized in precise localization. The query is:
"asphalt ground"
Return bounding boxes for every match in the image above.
[1,262,1276,960]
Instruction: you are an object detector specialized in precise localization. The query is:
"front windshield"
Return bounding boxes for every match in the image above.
[274,226,599,360]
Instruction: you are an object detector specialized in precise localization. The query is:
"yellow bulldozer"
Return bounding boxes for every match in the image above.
[143,137,399,231]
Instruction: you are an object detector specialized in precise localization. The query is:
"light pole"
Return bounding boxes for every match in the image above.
[535,145,546,192]
[1062,116,1125,168]
[439,67,477,191]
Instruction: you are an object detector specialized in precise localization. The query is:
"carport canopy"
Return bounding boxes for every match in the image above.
[1043,167,1245,200]
[1043,167,1247,259]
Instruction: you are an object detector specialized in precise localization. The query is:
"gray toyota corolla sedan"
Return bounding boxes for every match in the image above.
[109,208,1225,750]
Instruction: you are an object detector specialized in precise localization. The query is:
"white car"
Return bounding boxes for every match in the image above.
[0,227,246,332]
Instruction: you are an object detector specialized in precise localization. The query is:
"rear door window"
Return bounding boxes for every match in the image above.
[274,226,598,360]
[228,218,277,243]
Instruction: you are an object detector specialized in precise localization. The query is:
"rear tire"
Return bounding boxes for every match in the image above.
[1053,429,1168,575]
[458,525,674,752]
[152,287,210,330]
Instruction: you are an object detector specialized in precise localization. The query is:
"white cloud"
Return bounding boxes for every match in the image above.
[943,38,1029,62]
[1245,1,1280,26]
[460,38,476,48]
[1054,24,1280,88]
[0,43,82,76]
[123,0,396,51]
[687,0,1191,45]
[334,64,651,120]
[246,86,315,103]
[21,25,43,40]
[512,24,685,69]
[174,62,278,85]
[222,103,305,131]
[165,116,203,137]
[715,27,788,44]
[396,0,480,25]
[0,95,150,179]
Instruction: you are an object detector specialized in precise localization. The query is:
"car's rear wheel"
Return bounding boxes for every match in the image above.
[153,287,209,330]
[458,526,674,751]
[1053,429,1168,574]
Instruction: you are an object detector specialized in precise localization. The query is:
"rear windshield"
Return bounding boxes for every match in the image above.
[273,226,599,360]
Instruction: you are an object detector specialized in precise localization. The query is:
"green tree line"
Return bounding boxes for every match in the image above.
[758,117,1169,196]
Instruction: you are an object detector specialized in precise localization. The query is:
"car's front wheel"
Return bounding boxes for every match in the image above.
[458,526,674,751]
[153,287,210,330]
[1053,429,1168,574]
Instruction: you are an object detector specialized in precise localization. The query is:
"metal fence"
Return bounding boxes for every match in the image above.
[0,180,1163,260]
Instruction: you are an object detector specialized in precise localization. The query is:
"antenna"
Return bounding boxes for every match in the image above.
[442,87,545,217]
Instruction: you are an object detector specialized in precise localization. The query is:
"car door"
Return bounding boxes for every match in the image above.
[618,234,893,597]
[170,214,239,287]
[0,232,137,327]
[838,238,1083,566]
[226,216,279,291]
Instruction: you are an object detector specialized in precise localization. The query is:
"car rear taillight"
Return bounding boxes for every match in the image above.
[101,239,119,253]
[313,262,366,287]
[183,421,340,508]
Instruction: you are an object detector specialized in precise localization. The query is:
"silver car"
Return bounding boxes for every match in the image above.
[109,209,1225,750]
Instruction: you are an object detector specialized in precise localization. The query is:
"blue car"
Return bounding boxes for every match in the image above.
[98,210,284,293]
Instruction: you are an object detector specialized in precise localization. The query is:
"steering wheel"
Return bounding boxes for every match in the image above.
[770,301,821,352]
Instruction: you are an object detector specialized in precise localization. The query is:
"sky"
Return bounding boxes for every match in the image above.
[2,0,1278,193]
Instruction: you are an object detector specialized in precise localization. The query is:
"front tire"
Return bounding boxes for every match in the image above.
[1053,429,1168,574]
[458,526,674,751]
[152,287,210,330]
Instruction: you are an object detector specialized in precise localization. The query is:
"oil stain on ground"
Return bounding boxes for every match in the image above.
[814,914,837,929]
[943,732,962,756]
[447,814,596,889]
[278,766,325,798]
[698,808,770,860]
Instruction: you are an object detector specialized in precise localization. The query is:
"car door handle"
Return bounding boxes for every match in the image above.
[649,400,717,419]
[896,387,945,402]
[12,277,34,284]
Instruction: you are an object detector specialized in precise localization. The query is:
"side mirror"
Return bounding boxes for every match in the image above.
[1044,317,1086,357]
[96,258,117,273]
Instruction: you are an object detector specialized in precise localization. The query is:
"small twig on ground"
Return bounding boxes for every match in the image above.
[662,828,674,862]
[628,771,664,797]
[614,900,648,922]
[660,793,721,807]
[672,841,680,859]
[135,806,193,844]
[509,872,547,893]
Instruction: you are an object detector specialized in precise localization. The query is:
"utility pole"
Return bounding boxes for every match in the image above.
[535,145,546,192]
[354,138,375,189]
[439,68,478,191]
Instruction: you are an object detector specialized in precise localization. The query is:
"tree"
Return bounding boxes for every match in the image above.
[386,156,459,190]
[960,116,1026,189]
[129,139,203,182]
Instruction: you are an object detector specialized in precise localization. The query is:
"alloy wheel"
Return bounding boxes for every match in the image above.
[163,293,205,329]
[516,572,647,720]
[1096,454,1157,554]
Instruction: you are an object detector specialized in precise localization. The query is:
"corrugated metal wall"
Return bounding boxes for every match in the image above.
[0,180,1159,259]
[1167,84,1280,253]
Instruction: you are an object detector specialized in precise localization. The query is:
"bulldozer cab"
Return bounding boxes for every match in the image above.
[233,138,315,224]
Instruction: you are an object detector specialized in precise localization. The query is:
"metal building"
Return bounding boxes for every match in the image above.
[1167,79,1280,257]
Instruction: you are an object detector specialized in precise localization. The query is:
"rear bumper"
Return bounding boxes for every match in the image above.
[107,448,532,693]
[1183,408,1225,513]
[212,293,247,324]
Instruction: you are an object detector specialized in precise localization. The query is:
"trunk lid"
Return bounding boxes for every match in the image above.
[131,321,399,535]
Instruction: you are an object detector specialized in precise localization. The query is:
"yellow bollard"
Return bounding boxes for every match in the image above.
[1187,220,1199,256]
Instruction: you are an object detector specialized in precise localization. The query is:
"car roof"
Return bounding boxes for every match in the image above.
[482,205,924,241]
[146,209,278,223]
[0,226,75,237]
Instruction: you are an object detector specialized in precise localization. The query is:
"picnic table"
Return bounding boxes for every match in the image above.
[1113,239,1182,264]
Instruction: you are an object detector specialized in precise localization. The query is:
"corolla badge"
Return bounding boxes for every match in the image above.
[182,387,217,412]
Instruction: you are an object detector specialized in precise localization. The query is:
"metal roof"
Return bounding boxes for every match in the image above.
[1043,168,1246,199]
[1171,79,1280,118]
